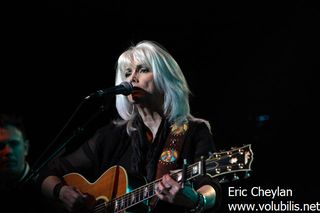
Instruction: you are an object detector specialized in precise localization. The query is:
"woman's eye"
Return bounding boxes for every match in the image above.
[125,72,131,78]
[140,68,149,73]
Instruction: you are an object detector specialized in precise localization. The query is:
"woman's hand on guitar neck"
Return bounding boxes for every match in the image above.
[155,174,199,209]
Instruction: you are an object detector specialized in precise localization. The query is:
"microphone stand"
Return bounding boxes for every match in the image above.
[22,97,111,185]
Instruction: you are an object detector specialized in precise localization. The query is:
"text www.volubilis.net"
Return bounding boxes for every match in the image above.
[228,201,320,212]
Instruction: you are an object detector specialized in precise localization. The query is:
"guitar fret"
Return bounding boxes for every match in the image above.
[121,198,125,209]
[114,199,119,212]
[138,187,143,200]
[149,184,155,196]
[131,192,136,204]
[143,186,149,198]
[125,195,129,209]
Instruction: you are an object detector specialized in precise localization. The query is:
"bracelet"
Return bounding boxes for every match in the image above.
[53,182,65,200]
[190,192,205,212]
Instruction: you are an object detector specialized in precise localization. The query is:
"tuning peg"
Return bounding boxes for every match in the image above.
[232,173,239,181]
[219,177,229,184]
[244,171,251,179]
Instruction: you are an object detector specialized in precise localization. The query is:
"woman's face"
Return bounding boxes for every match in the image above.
[124,60,161,105]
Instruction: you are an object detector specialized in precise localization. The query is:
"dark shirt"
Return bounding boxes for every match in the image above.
[0,169,56,213]
[38,117,221,212]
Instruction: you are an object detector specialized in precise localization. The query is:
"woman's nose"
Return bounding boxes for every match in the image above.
[130,72,139,83]
[131,76,138,83]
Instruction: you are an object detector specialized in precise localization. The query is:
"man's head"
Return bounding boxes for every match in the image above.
[0,114,29,180]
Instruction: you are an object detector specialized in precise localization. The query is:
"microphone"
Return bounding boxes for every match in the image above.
[84,81,133,100]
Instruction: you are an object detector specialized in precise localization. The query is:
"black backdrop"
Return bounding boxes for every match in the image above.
[2,1,319,211]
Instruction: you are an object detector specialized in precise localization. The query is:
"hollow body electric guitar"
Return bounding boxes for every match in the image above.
[63,144,254,213]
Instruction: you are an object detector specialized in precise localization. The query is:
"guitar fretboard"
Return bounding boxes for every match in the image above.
[91,144,253,213]
[106,161,203,212]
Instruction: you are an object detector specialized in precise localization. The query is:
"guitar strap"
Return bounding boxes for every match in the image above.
[155,122,189,179]
[150,122,189,210]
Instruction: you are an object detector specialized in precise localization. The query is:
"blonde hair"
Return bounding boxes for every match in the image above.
[115,41,191,131]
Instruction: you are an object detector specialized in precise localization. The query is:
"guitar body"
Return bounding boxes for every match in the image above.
[61,145,253,213]
[63,165,147,213]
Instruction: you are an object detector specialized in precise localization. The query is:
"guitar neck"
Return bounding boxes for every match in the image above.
[109,161,203,212]
[103,144,253,212]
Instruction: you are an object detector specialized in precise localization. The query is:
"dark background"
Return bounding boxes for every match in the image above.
[2,0,319,210]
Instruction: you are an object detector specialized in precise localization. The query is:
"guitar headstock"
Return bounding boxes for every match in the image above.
[205,144,253,182]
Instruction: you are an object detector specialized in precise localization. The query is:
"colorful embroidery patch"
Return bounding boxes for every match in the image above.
[170,123,189,136]
[160,149,178,163]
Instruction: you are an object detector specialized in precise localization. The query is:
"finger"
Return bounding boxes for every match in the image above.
[163,182,172,189]
[163,175,180,188]
[156,188,171,202]
[156,182,171,198]
[156,190,165,200]
[155,183,162,194]
[157,181,166,193]
[163,175,180,194]
[155,184,166,200]
[69,187,83,199]
[75,188,87,198]
[168,186,180,195]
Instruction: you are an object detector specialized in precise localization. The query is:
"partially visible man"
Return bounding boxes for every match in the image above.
[0,113,62,212]
[0,113,30,190]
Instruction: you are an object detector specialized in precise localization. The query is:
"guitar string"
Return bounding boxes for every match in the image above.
[92,156,230,213]
[91,157,230,213]
[92,149,249,212]
[92,168,194,213]
[92,171,182,213]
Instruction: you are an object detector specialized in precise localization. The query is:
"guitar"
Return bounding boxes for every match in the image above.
[63,144,253,213]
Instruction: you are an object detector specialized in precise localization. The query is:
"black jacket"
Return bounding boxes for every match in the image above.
[38,117,221,212]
